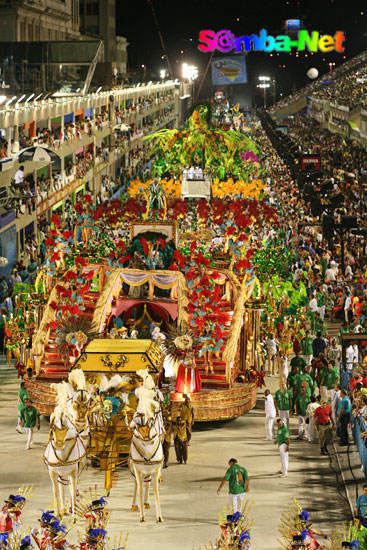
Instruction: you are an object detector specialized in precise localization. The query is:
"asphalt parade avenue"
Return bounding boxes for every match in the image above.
[0,359,354,550]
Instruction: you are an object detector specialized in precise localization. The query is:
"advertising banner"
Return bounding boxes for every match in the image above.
[211,56,247,85]
[301,154,321,171]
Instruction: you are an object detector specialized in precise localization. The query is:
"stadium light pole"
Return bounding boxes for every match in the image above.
[182,63,199,100]
[258,76,271,109]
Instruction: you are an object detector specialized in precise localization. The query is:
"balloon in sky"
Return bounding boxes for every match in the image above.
[307,68,319,79]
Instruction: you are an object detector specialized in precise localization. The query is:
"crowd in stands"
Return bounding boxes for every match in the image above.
[272,50,367,111]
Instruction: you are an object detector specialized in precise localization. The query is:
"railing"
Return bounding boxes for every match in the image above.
[340,362,367,477]
[352,414,367,476]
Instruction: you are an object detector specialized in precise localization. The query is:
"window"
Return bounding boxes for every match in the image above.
[86,0,99,15]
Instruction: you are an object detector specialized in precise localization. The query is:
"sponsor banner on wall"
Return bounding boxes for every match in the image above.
[211,56,247,85]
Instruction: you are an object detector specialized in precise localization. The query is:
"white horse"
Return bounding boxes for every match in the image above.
[43,406,87,519]
[128,400,164,523]
[52,371,91,457]
[136,369,165,442]
[68,389,91,450]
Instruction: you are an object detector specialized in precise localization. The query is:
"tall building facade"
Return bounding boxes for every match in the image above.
[0,0,128,78]
[0,0,81,41]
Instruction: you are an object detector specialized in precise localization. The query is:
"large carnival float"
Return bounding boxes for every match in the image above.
[6,101,278,489]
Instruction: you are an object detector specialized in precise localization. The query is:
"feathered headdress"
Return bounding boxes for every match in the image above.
[74,486,110,525]
[56,317,99,359]
[68,369,86,391]
[163,323,200,358]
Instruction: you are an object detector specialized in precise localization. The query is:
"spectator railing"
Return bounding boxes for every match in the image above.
[352,414,367,476]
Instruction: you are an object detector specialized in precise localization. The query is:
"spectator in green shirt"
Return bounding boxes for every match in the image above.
[320,360,339,403]
[287,366,299,414]
[20,399,40,450]
[301,330,314,366]
[290,351,306,372]
[338,321,349,344]
[217,458,250,512]
[274,380,293,427]
[295,387,310,440]
[17,382,29,434]
[317,289,326,321]
[274,418,290,477]
[296,366,315,398]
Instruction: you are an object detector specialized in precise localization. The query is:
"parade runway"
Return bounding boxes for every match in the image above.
[0,367,352,550]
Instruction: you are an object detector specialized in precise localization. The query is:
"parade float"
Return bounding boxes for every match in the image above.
[8,102,277,492]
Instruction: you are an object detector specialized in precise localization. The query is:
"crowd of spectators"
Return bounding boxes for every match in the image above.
[272,50,367,111]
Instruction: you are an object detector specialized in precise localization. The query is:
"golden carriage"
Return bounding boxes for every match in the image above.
[73,338,164,491]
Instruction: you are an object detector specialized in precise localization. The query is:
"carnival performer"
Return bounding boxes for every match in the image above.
[349,517,367,549]
[32,511,57,549]
[20,399,40,450]
[80,529,107,550]
[274,418,290,478]
[20,536,34,550]
[180,395,194,443]
[16,382,29,434]
[84,498,109,530]
[176,350,202,394]
[217,458,250,513]
[143,180,167,221]
[0,494,26,545]
[297,509,328,549]
[173,416,188,464]
[40,519,68,550]
[162,409,172,468]
[165,324,202,394]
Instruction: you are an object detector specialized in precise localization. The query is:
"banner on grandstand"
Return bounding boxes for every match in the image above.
[301,154,321,171]
[211,56,247,85]
[276,125,288,135]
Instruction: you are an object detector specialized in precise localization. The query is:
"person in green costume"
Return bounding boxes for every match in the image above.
[290,350,306,372]
[301,330,314,366]
[287,365,299,414]
[295,386,310,440]
[296,365,315,398]
[350,516,367,549]
[320,360,340,404]
[16,381,29,434]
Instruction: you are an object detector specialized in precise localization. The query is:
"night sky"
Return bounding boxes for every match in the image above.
[116,0,367,100]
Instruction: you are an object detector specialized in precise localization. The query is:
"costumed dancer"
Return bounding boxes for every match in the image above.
[216,504,253,550]
[0,494,26,546]
[162,410,172,469]
[40,519,68,550]
[20,536,34,550]
[84,498,109,530]
[143,180,167,221]
[31,511,56,549]
[16,382,29,434]
[20,399,40,450]
[80,529,107,550]
[180,395,194,443]
[298,509,328,549]
[173,416,188,464]
[164,324,202,394]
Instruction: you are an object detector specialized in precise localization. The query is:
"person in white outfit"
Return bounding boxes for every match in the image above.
[278,350,288,381]
[308,295,319,314]
[344,292,352,323]
[264,389,276,440]
[265,333,278,375]
[306,396,320,443]
[331,384,341,426]
[346,343,357,370]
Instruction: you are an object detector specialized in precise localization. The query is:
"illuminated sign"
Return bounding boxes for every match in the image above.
[198,29,346,54]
